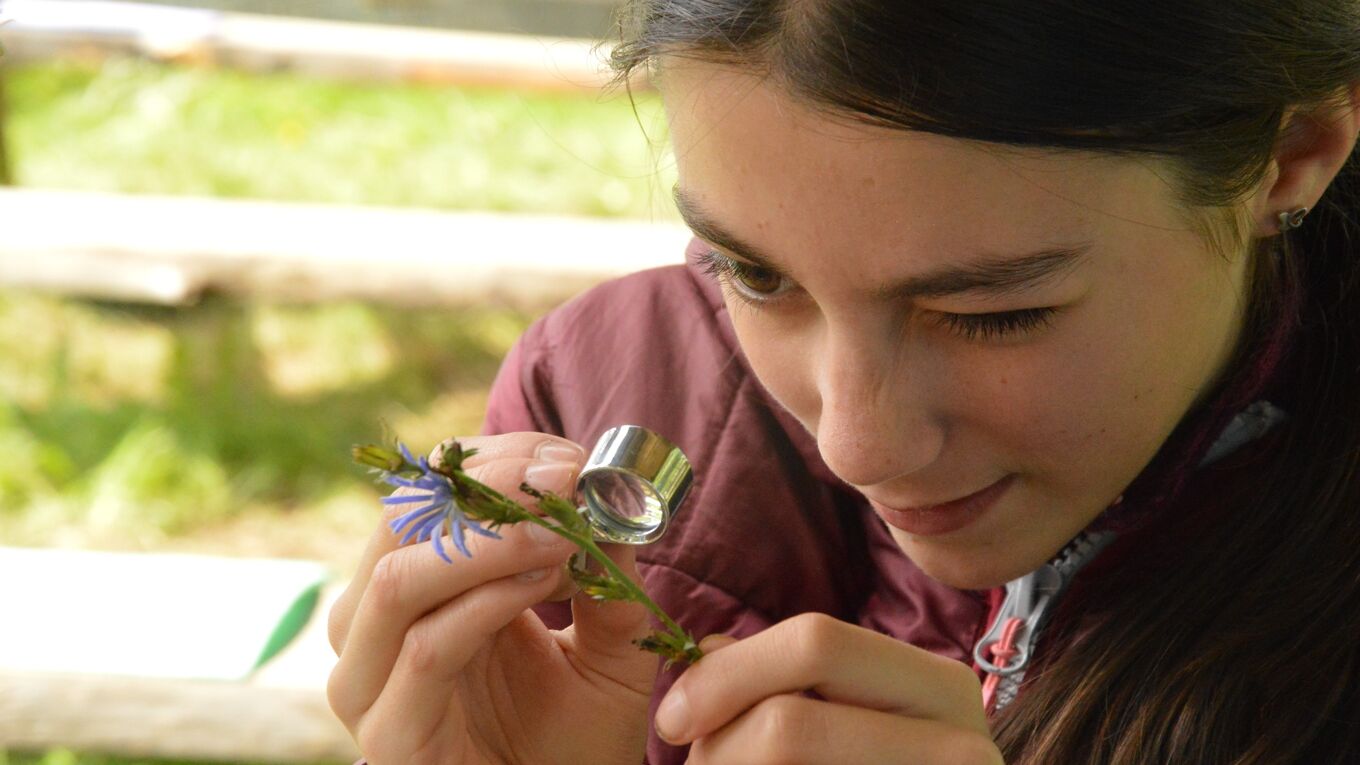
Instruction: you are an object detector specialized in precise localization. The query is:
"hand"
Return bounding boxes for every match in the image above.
[327,433,658,765]
[656,613,1002,764]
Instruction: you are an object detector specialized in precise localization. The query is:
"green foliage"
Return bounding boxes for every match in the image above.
[0,55,674,550]
[4,57,678,219]
[83,418,234,533]
[0,49,683,765]
[0,292,531,545]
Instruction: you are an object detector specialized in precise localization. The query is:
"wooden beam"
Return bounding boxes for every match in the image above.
[0,189,689,308]
[0,1,644,93]
[0,671,358,762]
[0,565,357,763]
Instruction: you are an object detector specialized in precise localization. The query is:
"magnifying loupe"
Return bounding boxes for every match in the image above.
[575,425,692,545]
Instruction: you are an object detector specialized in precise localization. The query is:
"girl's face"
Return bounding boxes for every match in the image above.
[661,63,1253,588]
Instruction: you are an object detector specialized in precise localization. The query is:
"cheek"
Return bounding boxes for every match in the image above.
[728,312,820,418]
[939,346,1127,470]
[951,296,1232,496]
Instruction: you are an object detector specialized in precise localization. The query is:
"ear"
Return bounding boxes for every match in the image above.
[1248,81,1360,236]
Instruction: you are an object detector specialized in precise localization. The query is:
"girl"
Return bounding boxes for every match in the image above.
[326,1,1360,762]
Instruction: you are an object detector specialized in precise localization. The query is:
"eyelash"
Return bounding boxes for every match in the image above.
[696,249,792,301]
[695,249,1059,341]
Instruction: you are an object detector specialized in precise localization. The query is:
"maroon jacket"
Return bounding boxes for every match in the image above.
[355,238,1290,764]
[483,249,991,764]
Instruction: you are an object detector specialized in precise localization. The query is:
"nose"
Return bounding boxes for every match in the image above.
[812,323,945,488]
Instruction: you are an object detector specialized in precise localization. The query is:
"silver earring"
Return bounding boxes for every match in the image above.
[1277,207,1309,232]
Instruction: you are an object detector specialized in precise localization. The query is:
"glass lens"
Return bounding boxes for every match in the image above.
[583,470,664,532]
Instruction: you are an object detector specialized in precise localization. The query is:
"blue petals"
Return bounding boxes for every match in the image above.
[432,529,455,563]
[379,442,501,563]
[463,520,501,539]
[382,493,438,506]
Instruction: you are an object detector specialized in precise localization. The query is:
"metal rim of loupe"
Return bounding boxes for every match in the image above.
[575,425,692,545]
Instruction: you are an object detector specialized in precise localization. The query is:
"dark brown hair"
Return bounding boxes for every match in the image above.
[608,2,1360,762]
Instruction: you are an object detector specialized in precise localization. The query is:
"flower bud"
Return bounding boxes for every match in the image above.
[352,444,406,472]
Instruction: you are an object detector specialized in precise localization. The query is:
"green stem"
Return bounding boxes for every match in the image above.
[412,457,692,645]
[516,512,688,640]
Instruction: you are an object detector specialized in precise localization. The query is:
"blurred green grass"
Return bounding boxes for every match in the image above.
[0,54,683,765]
[0,291,532,560]
[5,56,678,218]
[0,56,681,558]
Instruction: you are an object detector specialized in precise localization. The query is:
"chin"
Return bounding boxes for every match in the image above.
[889,530,1039,590]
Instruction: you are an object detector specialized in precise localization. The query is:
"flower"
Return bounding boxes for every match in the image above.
[353,436,704,665]
[381,443,501,563]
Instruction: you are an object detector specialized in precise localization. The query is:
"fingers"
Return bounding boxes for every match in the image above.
[655,613,988,747]
[563,543,657,693]
[348,565,567,751]
[329,432,586,655]
[686,694,1003,765]
[450,433,586,473]
[327,521,577,723]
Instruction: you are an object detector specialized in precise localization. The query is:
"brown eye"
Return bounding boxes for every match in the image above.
[730,263,785,295]
[694,249,794,304]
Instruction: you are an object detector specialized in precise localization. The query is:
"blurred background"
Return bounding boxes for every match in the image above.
[0,1,685,762]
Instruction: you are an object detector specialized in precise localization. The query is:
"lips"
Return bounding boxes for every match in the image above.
[867,474,1015,536]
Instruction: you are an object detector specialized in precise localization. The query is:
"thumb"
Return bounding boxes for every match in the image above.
[567,543,658,688]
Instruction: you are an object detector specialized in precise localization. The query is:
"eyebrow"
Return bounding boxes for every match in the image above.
[673,185,1091,299]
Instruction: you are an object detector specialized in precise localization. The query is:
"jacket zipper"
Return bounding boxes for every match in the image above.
[972,400,1287,714]
[974,528,1117,713]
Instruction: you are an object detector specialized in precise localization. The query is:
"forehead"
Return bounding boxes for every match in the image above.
[659,62,1177,267]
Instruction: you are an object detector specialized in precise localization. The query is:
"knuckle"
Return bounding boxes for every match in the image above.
[933,657,987,722]
[400,619,442,676]
[944,657,984,695]
[353,721,385,764]
[326,590,354,655]
[367,551,410,614]
[784,612,839,666]
[325,665,359,726]
[751,696,813,763]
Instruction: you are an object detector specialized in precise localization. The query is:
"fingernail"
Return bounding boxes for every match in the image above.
[698,634,737,653]
[655,689,690,744]
[526,522,568,547]
[525,461,575,492]
[535,441,584,463]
